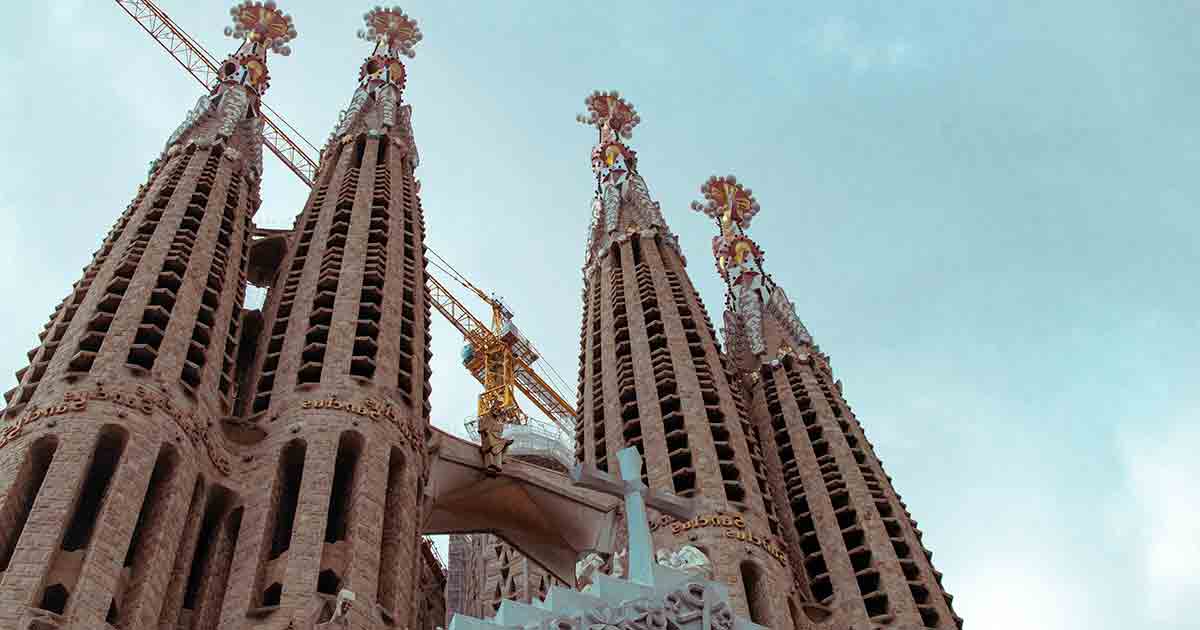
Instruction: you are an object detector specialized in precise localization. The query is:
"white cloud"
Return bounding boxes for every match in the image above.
[809,16,913,72]
[954,549,1089,630]
[1115,416,1200,625]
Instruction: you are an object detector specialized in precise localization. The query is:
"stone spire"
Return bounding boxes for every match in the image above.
[576,91,674,271]
[326,6,422,159]
[572,97,799,628]
[0,3,297,628]
[697,177,964,628]
[232,6,436,627]
[690,175,811,364]
[158,0,298,208]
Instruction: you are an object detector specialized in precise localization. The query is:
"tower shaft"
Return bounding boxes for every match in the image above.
[696,175,964,629]
[0,3,295,628]
[230,10,432,628]
[573,93,797,628]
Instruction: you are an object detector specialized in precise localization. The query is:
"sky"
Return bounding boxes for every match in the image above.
[1,2,1197,628]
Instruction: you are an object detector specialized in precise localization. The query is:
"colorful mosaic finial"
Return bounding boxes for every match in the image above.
[694,175,813,357]
[224,1,296,55]
[690,175,761,229]
[327,6,421,152]
[357,6,423,58]
[576,91,641,139]
[211,1,298,97]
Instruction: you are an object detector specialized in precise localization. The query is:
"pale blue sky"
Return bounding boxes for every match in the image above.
[1,2,1197,629]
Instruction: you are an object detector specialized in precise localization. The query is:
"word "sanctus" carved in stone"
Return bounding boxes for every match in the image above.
[650,512,788,565]
[300,396,421,449]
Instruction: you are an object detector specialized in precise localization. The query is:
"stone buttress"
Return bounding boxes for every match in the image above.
[0,3,297,629]
[693,176,963,630]
[573,93,798,629]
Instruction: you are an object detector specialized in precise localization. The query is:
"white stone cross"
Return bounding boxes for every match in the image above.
[571,446,696,586]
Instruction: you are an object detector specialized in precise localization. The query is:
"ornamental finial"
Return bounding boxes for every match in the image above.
[690,175,761,229]
[213,1,297,97]
[356,6,423,58]
[576,91,641,140]
[223,1,297,56]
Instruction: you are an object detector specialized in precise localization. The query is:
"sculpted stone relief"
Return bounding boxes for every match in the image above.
[329,7,422,149]
[0,382,232,473]
[692,175,812,361]
[156,2,296,192]
[578,91,684,274]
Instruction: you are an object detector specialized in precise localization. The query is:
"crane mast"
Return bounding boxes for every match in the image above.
[115,0,577,443]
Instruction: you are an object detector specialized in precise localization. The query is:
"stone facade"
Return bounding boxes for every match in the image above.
[572,93,794,629]
[701,177,963,630]
[0,5,444,630]
[0,6,964,630]
[446,534,565,621]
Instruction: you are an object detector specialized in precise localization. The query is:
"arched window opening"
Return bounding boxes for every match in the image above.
[182,486,232,612]
[324,432,362,544]
[740,560,770,626]
[0,435,57,571]
[377,446,406,609]
[269,440,306,558]
[63,428,127,551]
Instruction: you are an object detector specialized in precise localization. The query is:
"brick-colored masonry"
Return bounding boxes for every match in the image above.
[0,58,265,630]
[705,174,965,629]
[572,93,797,629]
[0,8,965,630]
[0,6,443,630]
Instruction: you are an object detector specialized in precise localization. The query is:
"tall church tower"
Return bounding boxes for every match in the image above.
[694,176,963,629]
[573,93,797,628]
[230,7,433,628]
[0,3,296,628]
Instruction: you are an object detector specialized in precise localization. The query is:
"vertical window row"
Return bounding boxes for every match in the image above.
[724,356,780,535]
[252,185,327,413]
[6,185,147,410]
[115,446,178,626]
[788,364,890,624]
[419,207,433,421]
[38,427,128,616]
[323,432,362,545]
[632,238,692,495]
[219,212,251,410]
[318,432,362,600]
[377,447,406,613]
[350,151,390,380]
[659,249,742,504]
[178,486,240,627]
[256,439,306,607]
[761,374,832,605]
[68,155,189,375]
[182,170,241,395]
[608,245,642,484]
[129,149,219,372]
[573,284,589,464]
[396,167,419,408]
[587,275,605,470]
[812,369,960,629]
[298,163,356,386]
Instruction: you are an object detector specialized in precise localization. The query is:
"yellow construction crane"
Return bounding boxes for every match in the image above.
[115,0,578,441]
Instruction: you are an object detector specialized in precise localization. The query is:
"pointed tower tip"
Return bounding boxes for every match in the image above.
[357,6,422,58]
[690,175,761,228]
[225,1,297,56]
[577,91,641,139]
